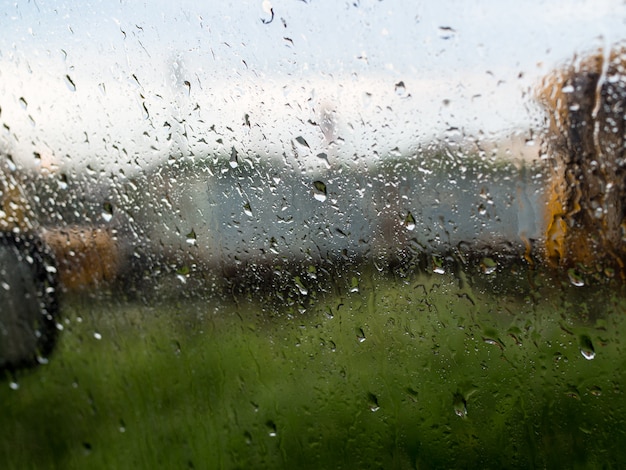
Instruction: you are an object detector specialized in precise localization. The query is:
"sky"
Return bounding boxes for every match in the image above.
[0,0,625,174]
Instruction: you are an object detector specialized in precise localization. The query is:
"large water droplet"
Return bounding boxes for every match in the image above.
[65,74,76,91]
[102,201,114,222]
[453,393,467,418]
[367,392,380,412]
[261,0,274,23]
[356,327,366,343]
[432,255,445,275]
[313,181,327,202]
[316,152,330,168]
[483,337,504,349]
[580,335,595,360]
[186,229,197,246]
[394,81,409,98]
[480,257,497,275]
[405,212,416,231]
[565,385,581,400]
[568,269,585,287]
[266,420,277,437]
[294,276,308,296]
[229,147,239,168]
[243,202,253,217]
[294,136,310,149]
[58,173,69,190]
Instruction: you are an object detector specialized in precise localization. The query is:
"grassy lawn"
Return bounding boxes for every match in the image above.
[1,263,625,469]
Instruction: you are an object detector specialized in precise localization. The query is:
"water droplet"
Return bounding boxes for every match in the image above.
[102,201,114,222]
[294,136,310,148]
[186,229,197,245]
[294,276,308,296]
[580,335,595,360]
[243,202,253,217]
[404,212,416,231]
[19,97,27,109]
[432,255,445,274]
[394,81,409,98]
[565,385,581,400]
[483,336,505,350]
[568,269,585,287]
[589,386,602,396]
[229,147,239,168]
[307,265,318,280]
[480,257,497,275]
[316,152,330,168]
[266,420,277,437]
[438,26,457,40]
[269,237,279,255]
[367,392,380,412]
[389,147,402,157]
[356,327,366,343]
[261,0,274,23]
[58,173,69,190]
[65,74,76,91]
[444,127,462,141]
[313,180,327,202]
[453,393,467,418]
[176,265,190,283]
[171,340,182,356]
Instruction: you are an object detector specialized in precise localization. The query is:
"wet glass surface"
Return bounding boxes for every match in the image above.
[1,1,626,468]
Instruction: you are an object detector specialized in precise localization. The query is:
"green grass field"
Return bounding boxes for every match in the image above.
[1,263,625,469]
